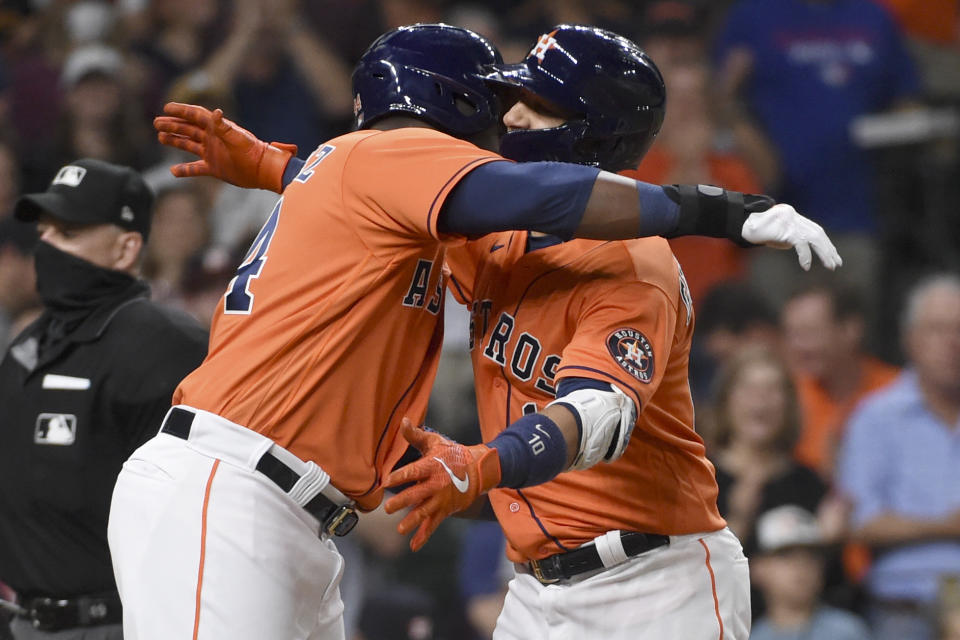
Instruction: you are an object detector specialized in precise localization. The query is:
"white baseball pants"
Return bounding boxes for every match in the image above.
[494,528,751,640]
[107,407,346,640]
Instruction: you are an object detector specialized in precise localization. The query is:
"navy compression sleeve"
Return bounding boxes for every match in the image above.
[281,157,305,189]
[438,161,600,239]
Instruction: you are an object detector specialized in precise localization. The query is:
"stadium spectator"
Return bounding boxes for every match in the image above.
[873,0,960,99]
[174,245,240,327]
[638,0,781,190]
[715,0,921,310]
[142,184,209,304]
[624,58,765,305]
[355,585,437,640]
[837,273,960,640]
[781,279,899,477]
[164,0,352,154]
[639,0,709,67]
[716,0,920,234]
[0,140,19,219]
[0,217,39,346]
[709,347,829,553]
[125,0,224,112]
[21,44,155,190]
[688,280,780,403]
[750,505,871,640]
[457,521,512,639]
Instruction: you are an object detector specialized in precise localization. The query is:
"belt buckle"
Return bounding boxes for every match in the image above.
[29,598,71,631]
[529,559,560,585]
[323,504,358,537]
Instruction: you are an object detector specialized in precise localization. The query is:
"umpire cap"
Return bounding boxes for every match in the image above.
[15,158,154,240]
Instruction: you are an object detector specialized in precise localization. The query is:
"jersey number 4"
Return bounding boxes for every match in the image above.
[223,144,337,315]
[224,198,282,314]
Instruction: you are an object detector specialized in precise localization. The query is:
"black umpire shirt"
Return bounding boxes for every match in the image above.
[0,282,207,598]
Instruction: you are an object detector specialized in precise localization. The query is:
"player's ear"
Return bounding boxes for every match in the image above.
[112,230,144,274]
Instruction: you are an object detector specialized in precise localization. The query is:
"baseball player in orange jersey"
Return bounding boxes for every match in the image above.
[381,26,752,639]
[114,24,840,640]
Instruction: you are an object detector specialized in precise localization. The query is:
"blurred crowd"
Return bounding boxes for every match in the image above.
[0,0,959,639]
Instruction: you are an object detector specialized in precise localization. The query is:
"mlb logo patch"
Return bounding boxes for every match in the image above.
[34,413,77,446]
[51,165,87,188]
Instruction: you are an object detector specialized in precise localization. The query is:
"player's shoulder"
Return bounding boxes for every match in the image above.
[612,236,679,288]
[351,127,494,154]
[340,127,501,185]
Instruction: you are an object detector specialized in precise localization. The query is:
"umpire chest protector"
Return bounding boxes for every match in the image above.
[0,286,207,599]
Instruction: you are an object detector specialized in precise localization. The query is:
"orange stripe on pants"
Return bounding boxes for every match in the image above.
[193,459,221,640]
[699,537,724,640]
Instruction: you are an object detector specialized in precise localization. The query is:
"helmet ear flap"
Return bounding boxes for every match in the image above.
[453,94,479,117]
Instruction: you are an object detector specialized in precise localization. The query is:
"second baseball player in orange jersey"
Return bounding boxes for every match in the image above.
[172,127,500,510]
[117,24,840,640]
[446,231,725,562]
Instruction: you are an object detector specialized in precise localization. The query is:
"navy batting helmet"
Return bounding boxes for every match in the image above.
[352,24,503,138]
[484,25,666,172]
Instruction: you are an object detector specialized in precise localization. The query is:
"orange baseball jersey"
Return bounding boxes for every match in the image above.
[446,233,726,563]
[173,128,501,510]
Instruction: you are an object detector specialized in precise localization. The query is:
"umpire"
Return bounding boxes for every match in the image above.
[0,158,207,639]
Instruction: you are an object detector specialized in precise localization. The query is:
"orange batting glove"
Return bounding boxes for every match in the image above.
[384,419,501,551]
[153,102,297,193]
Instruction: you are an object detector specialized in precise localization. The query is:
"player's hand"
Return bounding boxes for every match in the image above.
[384,419,501,551]
[153,102,297,193]
[741,203,843,271]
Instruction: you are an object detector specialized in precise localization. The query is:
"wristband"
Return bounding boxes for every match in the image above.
[262,142,297,193]
[488,413,567,489]
[281,157,306,191]
[663,184,774,247]
[635,181,680,237]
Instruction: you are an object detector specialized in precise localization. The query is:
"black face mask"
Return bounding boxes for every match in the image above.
[34,241,137,316]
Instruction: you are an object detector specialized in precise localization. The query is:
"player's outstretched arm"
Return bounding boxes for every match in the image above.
[442,164,842,271]
[584,177,841,270]
[154,105,841,271]
[153,102,297,193]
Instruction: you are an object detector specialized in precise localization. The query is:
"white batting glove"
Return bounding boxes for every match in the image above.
[741,204,843,271]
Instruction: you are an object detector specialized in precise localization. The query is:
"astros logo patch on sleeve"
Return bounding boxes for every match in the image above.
[607,328,654,383]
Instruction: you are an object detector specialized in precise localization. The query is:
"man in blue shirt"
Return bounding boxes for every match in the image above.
[837,273,960,640]
[715,0,920,234]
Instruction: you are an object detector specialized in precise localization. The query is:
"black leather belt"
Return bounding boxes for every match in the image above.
[161,407,358,537]
[18,592,121,631]
[523,531,670,584]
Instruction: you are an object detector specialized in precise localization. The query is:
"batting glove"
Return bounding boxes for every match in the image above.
[741,203,843,271]
[384,419,501,551]
[153,102,297,193]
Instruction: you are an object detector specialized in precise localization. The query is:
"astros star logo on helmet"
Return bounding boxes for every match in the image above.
[530,31,560,63]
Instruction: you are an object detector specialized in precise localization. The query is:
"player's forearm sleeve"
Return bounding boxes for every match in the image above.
[438,161,600,239]
[488,413,567,489]
[438,161,772,244]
